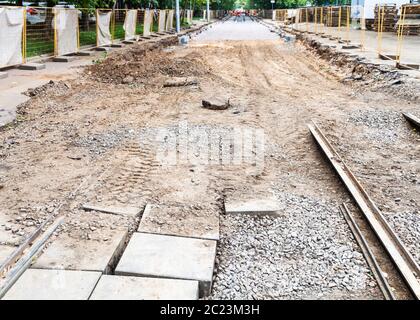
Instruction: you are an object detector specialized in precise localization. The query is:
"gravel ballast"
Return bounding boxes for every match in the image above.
[210,192,382,300]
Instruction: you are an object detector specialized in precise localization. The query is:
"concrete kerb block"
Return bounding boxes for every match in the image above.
[0,72,8,79]
[224,197,281,216]
[115,233,217,297]
[94,46,111,52]
[75,51,92,56]
[342,44,361,50]
[110,43,124,48]
[18,63,46,71]
[52,56,76,63]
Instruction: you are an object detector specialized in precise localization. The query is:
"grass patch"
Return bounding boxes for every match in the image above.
[26,38,54,57]
[79,30,96,47]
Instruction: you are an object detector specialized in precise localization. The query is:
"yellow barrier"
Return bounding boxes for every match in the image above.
[0,6,187,67]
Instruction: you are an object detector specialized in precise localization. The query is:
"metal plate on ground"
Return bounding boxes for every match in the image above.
[115,232,216,297]
[138,204,219,240]
[2,269,101,300]
[89,275,199,300]
[32,230,128,273]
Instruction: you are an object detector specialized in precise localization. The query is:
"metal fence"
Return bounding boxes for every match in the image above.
[273,5,420,71]
[1,6,219,69]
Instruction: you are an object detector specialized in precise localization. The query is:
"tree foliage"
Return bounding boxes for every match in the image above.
[13,0,350,10]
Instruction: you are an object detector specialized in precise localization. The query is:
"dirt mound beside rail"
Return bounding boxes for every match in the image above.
[86,39,210,85]
[298,35,420,102]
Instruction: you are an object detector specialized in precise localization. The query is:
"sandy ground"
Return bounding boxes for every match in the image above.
[0,17,418,299]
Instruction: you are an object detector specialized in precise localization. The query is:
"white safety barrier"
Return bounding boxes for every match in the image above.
[124,9,137,40]
[97,10,112,46]
[158,9,166,32]
[287,9,297,18]
[0,7,24,68]
[143,9,153,36]
[55,8,78,56]
[187,9,193,24]
[166,9,174,31]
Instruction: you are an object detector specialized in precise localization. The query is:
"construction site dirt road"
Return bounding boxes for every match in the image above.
[0,17,418,300]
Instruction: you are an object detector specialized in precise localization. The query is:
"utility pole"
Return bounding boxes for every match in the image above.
[175,0,180,33]
[207,0,210,22]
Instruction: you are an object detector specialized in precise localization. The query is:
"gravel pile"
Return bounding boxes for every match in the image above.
[348,110,403,130]
[86,40,209,85]
[301,35,420,102]
[24,80,71,98]
[74,128,136,156]
[347,109,414,144]
[210,192,380,300]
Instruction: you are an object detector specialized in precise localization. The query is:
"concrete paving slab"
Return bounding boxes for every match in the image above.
[138,204,219,240]
[90,275,199,300]
[52,56,76,63]
[115,233,216,297]
[224,197,281,215]
[18,63,46,71]
[32,230,128,273]
[0,72,7,79]
[2,269,101,300]
[82,203,143,217]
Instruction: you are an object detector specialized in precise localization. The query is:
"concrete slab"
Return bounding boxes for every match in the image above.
[342,44,361,50]
[76,51,92,56]
[2,269,101,300]
[90,275,199,300]
[115,233,216,297]
[224,197,281,215]
[32,230,128,273]
[18,63,46,71]
[138,204,219,240]
[82,203,142,217]
[0,72,8,79]
[52,56,76,63]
